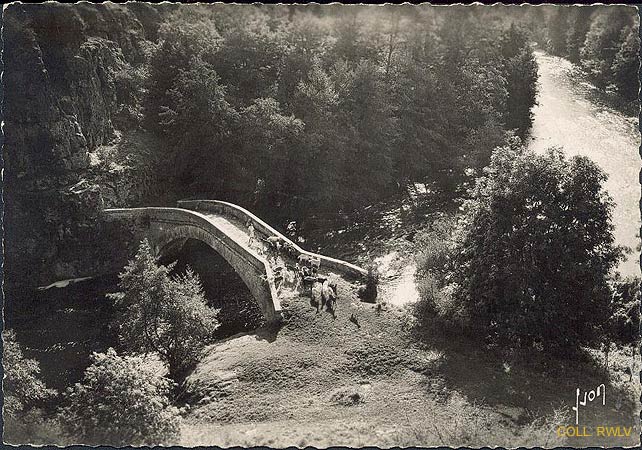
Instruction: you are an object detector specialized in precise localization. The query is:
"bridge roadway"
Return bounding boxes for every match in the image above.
[102,200,367,323]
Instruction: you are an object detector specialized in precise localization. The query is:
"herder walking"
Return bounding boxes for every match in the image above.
[247,220,256,249]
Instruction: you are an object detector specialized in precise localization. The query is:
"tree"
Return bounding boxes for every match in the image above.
[580,7,634,88]
[606,276,640,346]
[327,11,378,66]
[109,239,220,379]
[212,11,289,106]
[331,59,398,207]
[547,8,569,56]
[292,59,345,209]
[60,348,181,446]
[159,56,239,192]
[566,7,593,63]
[234,97,304,209]
[611,24,640,102]
[3,330,57,443]
[500,24,538,134]
[448,141,624,354]
[143,20,221,133]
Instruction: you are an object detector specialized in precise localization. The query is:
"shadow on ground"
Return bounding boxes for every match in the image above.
[412,324,639,447]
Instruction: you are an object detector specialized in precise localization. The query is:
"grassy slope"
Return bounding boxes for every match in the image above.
[179,275,640,448]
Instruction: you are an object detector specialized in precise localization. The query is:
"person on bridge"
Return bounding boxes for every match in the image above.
[253,177,265,205]
[247,220,256,249]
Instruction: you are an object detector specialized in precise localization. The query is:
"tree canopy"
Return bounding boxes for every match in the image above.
[137,5,540,216]
[60,348,181,446]
[109,239,220,379]
[545,5,639,101]
[447,140,624,353]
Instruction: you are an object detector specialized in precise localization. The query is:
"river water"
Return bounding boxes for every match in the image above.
[528,51,640,277]
[9,50,640,389]
[309,50,641,305]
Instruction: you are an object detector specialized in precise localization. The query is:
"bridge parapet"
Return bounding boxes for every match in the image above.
[178,200,367,279]
[102,207,281,322]
[102,201,367,325]
[103,207,267,272]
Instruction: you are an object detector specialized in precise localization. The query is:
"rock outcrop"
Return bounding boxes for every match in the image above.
[2,3,170,286]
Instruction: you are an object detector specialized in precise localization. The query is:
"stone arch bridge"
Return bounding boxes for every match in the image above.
[102,200,366,323]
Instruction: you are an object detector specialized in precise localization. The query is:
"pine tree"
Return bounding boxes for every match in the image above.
[548,8,569,56]
[566,7,594,63]
[611,24,640,102]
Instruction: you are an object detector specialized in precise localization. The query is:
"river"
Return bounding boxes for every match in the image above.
[311,50,641,305]
[9,50,640,389]
[528,50,640,277]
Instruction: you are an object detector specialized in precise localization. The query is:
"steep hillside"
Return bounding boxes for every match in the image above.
[2,3,171,286]
[180,279,640,448]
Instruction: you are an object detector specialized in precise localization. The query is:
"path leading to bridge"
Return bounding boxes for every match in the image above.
[103,200,367,323]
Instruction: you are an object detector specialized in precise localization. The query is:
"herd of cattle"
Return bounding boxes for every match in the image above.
[250,231,338,315]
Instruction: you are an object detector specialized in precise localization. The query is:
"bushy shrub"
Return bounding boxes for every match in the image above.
[358,262,379,303]
[109,239,220,379]
[60,348,181,446]
[446,142,623,354]
[3,330,58,444]
[413,217,470,329]
[414,218,456,287]
[3,330,55,418]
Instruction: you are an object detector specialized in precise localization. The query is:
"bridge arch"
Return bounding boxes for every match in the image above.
[155,224,278,321]
[159,237,265,336]
[103,207,281,322]
[103,201,367,325]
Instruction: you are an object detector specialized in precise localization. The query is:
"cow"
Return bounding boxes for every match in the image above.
[297,254,311,266]
[266,236,284,252]
[280,264,298,290]
[321,278,337,315]
[298,254,321,274]
[301,274,317,296]
[309,257,321,274]
[282,241,298,258]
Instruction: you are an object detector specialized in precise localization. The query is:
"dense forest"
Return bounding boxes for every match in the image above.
[3,4,640,447]
[4,4,637,286]
[4,3,540,285]
[136,5,540,213]
[541,5,639,102]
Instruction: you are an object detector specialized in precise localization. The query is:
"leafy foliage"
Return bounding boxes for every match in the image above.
[546,6,638,102]
[140,5,539,214]
[565,8,593,63]
[500,25,539,134]
[445,141,624,354]
[3,330,61,445]
[3,330,56,418]
[611,24,640,102]
[109,239,220,379]
[60,348,180,446]
[358,262,380,303]
[580,8,633,89]
[607,276,641,346]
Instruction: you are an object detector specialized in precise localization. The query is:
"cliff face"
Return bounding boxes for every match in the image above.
[3,3,168,286]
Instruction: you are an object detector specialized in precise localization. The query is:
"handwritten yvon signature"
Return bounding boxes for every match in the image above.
[572,384,605,425]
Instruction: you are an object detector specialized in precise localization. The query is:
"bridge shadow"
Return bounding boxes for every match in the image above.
[210,322,282,345]
[253,322,283,343]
